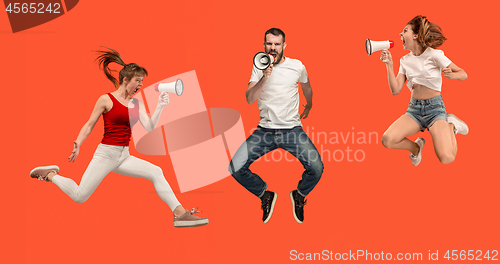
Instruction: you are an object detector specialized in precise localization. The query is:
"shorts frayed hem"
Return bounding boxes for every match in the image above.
[404,113,424,132]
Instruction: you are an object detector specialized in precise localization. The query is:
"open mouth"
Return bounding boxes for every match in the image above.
[269,53,277,62]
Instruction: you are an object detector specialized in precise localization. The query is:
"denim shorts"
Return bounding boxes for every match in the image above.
[405,95,448,131]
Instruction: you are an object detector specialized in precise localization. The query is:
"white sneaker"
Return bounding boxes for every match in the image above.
[409,137,425,166]
[447,114,469,135]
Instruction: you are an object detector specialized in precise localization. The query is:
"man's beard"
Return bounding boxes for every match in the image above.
[271,51,283,64]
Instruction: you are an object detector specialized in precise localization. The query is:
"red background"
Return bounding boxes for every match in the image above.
[1,0,498,263]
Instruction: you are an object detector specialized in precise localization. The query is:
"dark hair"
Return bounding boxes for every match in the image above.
[407,15,447,48]
[95,47,148,88]
[264,28,285,43]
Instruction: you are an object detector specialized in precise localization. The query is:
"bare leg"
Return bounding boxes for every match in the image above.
[382,115,422,155]
[429,120,457,164]
[174,205,186,217]
[47,171,57,182]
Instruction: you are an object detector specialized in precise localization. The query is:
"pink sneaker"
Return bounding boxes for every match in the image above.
[174,208,209,227]
[30,165,59,181]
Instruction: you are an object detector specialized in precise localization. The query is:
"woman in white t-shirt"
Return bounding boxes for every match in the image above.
[380,15,468,166]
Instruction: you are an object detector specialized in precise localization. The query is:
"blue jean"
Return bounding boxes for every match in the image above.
[405,95,448,132]
[229,126,324,198]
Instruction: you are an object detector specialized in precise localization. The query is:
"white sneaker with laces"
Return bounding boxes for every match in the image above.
[409,137,425,166]
[448,114,469,135]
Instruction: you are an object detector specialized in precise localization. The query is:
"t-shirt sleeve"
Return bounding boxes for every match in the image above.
[249,65,262,83]
[398,57,406,75]
[299,64,308,83]
[433,49,452,69]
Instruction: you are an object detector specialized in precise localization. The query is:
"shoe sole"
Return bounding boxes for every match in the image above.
[263,193,277,224]
[448,114,469,135]
[290,191,303,224]
[30,165,60,178]
[174,218,209,227]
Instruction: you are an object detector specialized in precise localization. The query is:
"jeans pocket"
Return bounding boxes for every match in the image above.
[428,101,444,109]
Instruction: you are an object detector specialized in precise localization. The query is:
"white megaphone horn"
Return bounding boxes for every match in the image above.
[366,39,394,55]
[154,78,184,96]
[253,52,275,70]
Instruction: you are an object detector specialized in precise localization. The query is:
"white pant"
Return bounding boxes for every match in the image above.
[52,144,181,211]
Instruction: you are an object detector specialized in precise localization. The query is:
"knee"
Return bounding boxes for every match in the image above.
[73,194,89,204]
[146,165,164,183]
[381,133,395,149]
[437,152,455,164]
[228,157,248,176]
[309,159,324,179]
[135,165,164,183]
[228,161,237,175]
[75,198,87,204]
[230,163,246,179]
[151,165,163,176]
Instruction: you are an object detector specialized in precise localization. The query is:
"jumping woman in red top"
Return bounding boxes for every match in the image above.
[29,48,208,227]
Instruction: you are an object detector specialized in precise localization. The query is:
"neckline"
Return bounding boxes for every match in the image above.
[274,56,287,67]
[109,93,133,108]
[411,47,430,57]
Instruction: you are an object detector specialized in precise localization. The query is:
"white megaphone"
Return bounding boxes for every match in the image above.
[253,52,275,70]
[366,39,394,55]
[154,78,183,96]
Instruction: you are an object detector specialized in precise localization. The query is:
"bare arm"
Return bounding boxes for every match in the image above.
[246,64,273,104]
[69,95,108,162]
[137,92,169,132]
[74,95,108,146]
[442,62,467,81]
[300,81,313,119]
[381,50,406,95]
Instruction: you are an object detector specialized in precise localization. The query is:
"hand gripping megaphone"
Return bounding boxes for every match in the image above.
[366,39,394,55]
[253,52,275,70]
[154,78,184,96]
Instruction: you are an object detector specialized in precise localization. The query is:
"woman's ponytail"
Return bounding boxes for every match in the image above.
[95,47,148,88]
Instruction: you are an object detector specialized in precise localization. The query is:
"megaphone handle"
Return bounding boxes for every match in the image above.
[381,49,388,63]
[263,63,273,77]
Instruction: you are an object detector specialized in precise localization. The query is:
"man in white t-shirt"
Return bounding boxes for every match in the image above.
[229,28,324,224]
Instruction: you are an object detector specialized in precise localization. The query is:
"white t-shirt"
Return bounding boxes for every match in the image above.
[398,47,452,92]
[250,57,308,129]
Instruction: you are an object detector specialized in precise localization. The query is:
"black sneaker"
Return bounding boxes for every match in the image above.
[260,191,277,223]
[290,190,307,223]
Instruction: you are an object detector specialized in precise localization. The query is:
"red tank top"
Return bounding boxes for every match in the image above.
[101,93,139,146]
